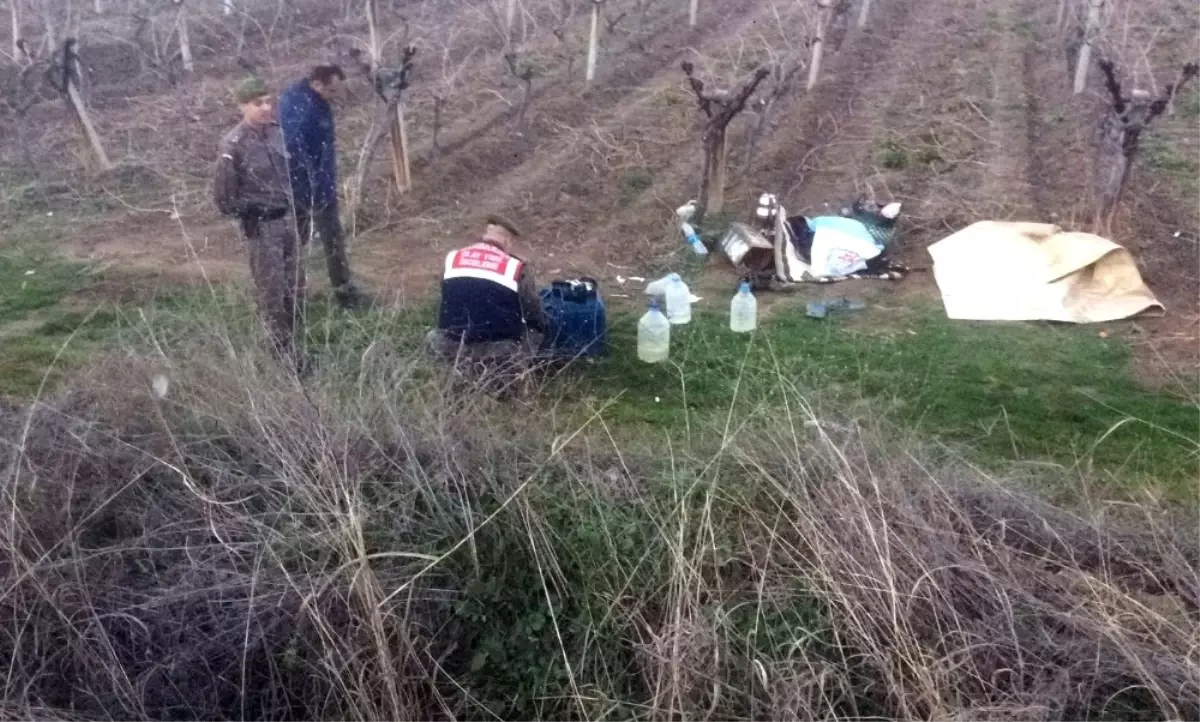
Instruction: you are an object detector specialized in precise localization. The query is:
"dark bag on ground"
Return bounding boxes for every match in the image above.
[539,278,607,359]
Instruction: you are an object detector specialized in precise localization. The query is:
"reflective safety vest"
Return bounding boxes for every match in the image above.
[437,242,527,343]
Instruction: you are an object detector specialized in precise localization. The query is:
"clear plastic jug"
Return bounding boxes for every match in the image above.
[664,273,692,325]
[730,281,757,332]
[637,299,670,363]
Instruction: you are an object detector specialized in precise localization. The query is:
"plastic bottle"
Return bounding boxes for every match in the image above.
[730,281,757,332]
[664,273,692,325]
[637,299,670,363]
[680,222,708,256]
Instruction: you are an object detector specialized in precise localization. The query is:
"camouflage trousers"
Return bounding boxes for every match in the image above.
[243,215,306,365]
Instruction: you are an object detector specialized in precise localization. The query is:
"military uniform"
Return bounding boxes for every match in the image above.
[430,220,549,392]
[213,118,306,366]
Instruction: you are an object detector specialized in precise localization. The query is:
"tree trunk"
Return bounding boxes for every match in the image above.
[93,0,101,13]
[431,96,444,161]
[387,102,411,194]
[11,0,21,60]
[585,1,599,84]
[1073,0,1103,94]
[41,8,54,54]
[177,2,193,73]
[697,126,726,220]
[515,77,532,131]
[1054,0,1067,32]
[65,79,113,170]
[688,0,697,27]
[1091,108,1130,232]
[348,98,396,230]
[223,0,233,15]
[828,0,849,53]
[505,0,517,37]
[856,0,871,28]
[808,1,831,91]
[366,0,380,64]
[710,129,727,215]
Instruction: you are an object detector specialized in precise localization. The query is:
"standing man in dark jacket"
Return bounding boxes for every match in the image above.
[277,64,369,310]
[213,76,309,374]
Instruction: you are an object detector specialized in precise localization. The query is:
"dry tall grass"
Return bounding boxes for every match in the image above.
[0,314,1195,720]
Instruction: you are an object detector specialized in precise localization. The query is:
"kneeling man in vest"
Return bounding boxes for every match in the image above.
[432,215,549,371]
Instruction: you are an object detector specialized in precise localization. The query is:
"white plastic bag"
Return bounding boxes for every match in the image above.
[808,226,882,277]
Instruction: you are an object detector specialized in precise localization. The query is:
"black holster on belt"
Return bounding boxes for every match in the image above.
[239,205,289,238]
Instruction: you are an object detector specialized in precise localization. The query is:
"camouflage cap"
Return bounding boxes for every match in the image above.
[233,76,269,104]
[485,214,521,237]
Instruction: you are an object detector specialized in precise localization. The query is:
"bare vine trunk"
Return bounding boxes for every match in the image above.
[515,76,532,131]
[688,0,697,27]
[1073,0,1103,94]
[856,0,871,28]
[387,103,411,193]
[178,2,193,73]
[11,0,21,60]
[682,62,769,222]
[66,76,113,170]
[808,1,832,90]
[585,1,599,83]
[698,128,727,219]
[431,96,445,161]
[366,0,380,64]
[348,99,396,230]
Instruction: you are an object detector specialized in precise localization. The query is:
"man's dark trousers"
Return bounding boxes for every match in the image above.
[295,204,357,307]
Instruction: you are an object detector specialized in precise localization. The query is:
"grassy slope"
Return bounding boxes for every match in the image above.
[4,250,1193,498]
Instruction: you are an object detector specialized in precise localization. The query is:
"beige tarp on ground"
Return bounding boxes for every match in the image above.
[927,221,1164,323]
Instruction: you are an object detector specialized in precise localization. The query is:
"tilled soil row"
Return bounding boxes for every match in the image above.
[583,0,924,275]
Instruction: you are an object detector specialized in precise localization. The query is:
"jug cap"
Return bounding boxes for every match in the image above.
[738,281,750,293]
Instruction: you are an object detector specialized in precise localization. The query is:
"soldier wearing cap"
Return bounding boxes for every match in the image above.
[432,215,549,379]
[213,76,309,374]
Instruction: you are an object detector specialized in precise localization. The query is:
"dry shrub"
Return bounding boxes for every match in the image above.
[0,350,460,720]
[720,414,1200,719]
[0,338,1196,721]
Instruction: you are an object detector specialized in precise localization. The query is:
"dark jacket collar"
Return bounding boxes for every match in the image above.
[289,78,330,112]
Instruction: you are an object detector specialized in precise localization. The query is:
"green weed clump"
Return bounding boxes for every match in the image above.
[0,302,1195,721]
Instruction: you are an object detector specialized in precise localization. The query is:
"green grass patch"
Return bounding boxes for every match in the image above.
[0,251,93,321]
[3,249,1193,494]
[1143,134,1195,176]
[554,304,1197,491]
[0,250,117,396]
[1176,86,1200,119]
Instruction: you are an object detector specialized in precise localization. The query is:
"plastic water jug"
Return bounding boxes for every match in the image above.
[664,273,692,325]
[730,281,757,332]
[637,299,670,363]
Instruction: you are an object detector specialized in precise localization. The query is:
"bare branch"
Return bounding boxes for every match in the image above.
[1098,58,1125,114]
